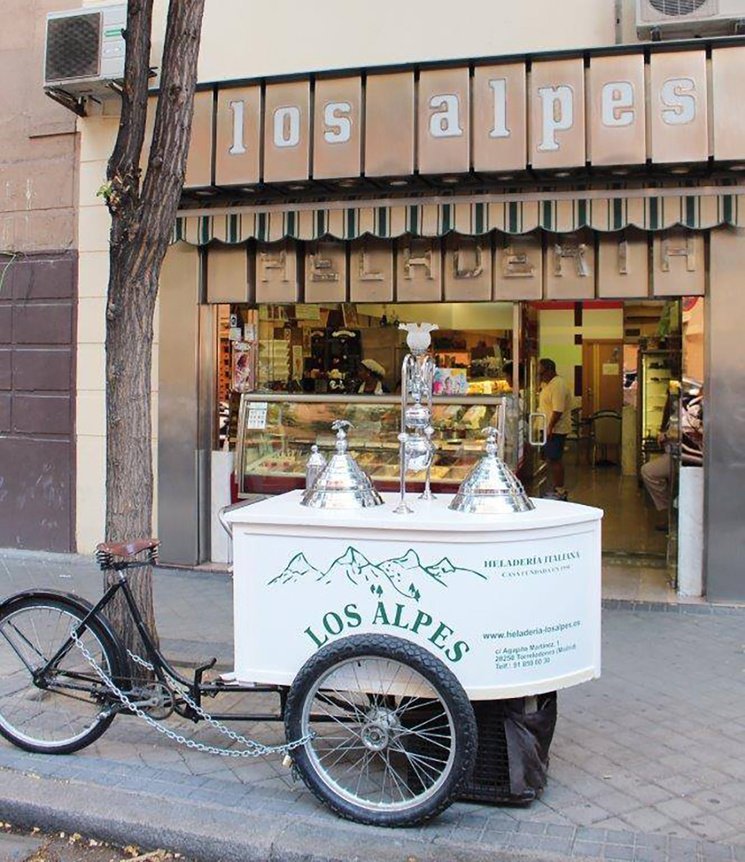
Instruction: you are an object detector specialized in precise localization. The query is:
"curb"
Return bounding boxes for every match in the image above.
[0,770,542,862]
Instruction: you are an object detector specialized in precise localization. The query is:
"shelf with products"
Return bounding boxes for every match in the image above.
[637,349,677,472]
[235,393,518,497]
[434,350,470,367]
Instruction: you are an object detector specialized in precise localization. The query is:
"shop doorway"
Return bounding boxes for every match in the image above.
[523,299,703,593]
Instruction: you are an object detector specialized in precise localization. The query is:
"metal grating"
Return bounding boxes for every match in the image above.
[648,0,712,15]
[45,13,101,82]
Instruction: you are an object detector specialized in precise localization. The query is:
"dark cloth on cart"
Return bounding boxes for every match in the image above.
[457,692,558,805]
[503,692,558,800]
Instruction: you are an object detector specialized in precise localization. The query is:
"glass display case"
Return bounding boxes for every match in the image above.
[637,349,673,471]
[235,394,518,497]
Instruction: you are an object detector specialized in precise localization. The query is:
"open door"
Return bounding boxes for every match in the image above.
[582,339,623,417]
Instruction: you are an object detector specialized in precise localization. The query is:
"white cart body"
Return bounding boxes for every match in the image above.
[226,491,602,700]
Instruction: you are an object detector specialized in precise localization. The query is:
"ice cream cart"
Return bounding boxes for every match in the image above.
[224,489,601,825]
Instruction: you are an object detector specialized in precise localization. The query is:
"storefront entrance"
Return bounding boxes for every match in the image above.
[518,298,704,597]
[201,293,704,598]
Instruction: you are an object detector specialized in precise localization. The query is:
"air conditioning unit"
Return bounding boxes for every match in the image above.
[44,4,126,98]
[636,0,745,38]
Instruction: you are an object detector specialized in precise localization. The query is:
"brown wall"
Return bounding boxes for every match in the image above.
[0,0,79,551]
[0,252,76,551]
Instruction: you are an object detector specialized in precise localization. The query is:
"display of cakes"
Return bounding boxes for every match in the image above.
[244,448,480,483]
[237,395,509,493]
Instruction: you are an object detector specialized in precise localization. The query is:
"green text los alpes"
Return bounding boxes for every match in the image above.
[304,600,471,663]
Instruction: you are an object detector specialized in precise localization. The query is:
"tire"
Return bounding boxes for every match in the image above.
[285,634,477,827]
[0,593,125,754]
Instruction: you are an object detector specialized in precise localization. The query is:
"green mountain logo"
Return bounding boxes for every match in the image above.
[268,552,321,585]
[269,546,486,603]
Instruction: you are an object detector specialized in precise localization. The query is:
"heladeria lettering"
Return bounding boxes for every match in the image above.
[484,550,581,569]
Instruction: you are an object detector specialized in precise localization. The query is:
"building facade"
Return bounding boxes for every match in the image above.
[0,0,79,552]
[63,0,745,601]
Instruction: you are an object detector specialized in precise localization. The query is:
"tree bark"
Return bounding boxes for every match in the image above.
[103,0,205,663]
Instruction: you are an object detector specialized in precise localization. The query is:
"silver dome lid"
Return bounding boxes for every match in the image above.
[301,420,384,510]
[449,427,535,514]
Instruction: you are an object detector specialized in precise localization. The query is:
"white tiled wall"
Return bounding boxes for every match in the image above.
[75,116,160,552]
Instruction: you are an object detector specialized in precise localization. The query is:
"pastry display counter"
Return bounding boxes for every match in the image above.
[235,394,519,497]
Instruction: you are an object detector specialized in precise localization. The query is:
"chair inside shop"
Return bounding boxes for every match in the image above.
[566,407,585,465]
[589,410,622,467]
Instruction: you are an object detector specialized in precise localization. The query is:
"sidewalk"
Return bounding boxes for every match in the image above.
[1,548,744,862]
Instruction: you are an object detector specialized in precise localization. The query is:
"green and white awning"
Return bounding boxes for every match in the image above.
[174,186,745,245]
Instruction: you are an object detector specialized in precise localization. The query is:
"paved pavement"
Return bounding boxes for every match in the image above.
[1,548,745,862]
[0,833,43,861]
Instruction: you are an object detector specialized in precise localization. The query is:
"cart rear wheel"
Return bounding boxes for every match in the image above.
[285,634,477,827]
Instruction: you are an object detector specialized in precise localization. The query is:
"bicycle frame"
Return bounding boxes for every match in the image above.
[44,563,288,724]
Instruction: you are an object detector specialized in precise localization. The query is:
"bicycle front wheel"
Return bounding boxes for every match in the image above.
[0,593,124,754]
[285,634,477,827]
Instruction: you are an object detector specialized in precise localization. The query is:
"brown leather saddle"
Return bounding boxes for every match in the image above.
[96,538,160,558]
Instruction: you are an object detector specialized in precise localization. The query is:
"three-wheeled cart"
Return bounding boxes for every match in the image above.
[224,490,602,825]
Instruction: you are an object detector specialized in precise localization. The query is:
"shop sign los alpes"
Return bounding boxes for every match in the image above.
[181,46,745,187]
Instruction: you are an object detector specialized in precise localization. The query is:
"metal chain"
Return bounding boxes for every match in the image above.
[125,648,308,753]
[70,630,313,758]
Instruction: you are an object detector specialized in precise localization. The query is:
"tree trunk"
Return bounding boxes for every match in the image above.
[104,259,159,661]
[103,0,205,664]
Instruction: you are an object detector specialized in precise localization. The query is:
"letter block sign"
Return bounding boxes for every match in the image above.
[588,55,646,167]
[530,59,586,170]
[494,235,543,300]
[545,231,596,300]
[598,230,649,298]
[396,238,443,302]
[304,241,348,303]
[350,239,394,303]
[418,68,470,175]
[216,86,261,186]
[444,235,492,301]
[649,52,708,165]
[256,242,301,303]
[263,82,311,183]
[313,77,362,180]
[652,231,705,296]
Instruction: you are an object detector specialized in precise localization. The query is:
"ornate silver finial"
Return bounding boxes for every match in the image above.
[482,426,499,457]
[331,420,353,454]
[399,322,439,356]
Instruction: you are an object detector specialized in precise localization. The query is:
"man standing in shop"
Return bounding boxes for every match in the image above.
[538,358,573,501]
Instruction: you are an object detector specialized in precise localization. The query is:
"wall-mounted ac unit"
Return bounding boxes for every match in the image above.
[44,4,126,98]
[637,0,745,38]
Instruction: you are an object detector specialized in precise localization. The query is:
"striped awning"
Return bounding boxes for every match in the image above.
[174,187,745,245]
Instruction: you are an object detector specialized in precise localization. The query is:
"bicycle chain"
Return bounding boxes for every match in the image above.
[70,630,313,759]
